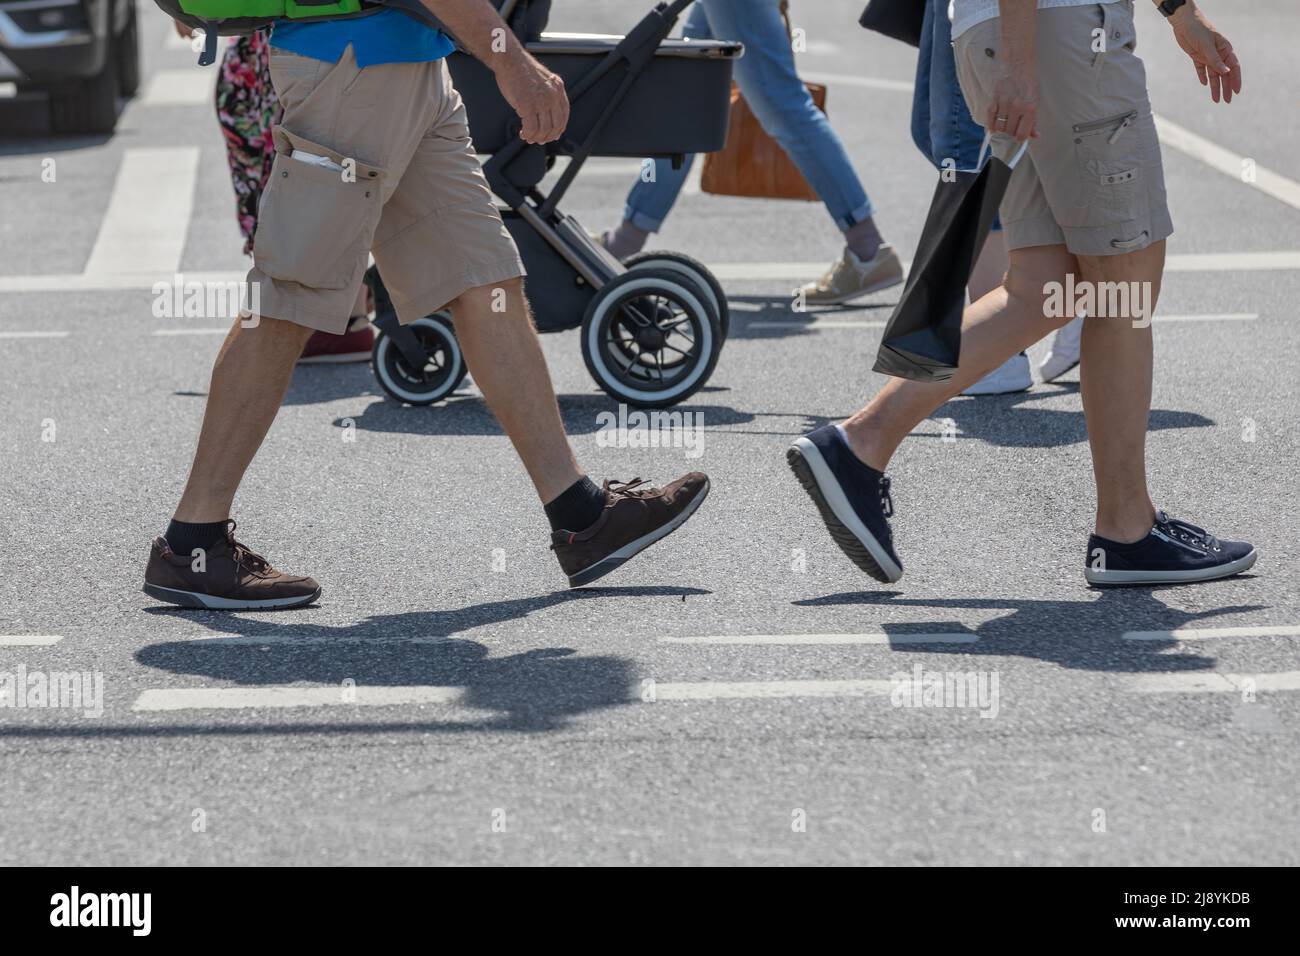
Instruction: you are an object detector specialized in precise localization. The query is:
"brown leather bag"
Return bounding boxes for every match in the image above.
[700,1,825,202]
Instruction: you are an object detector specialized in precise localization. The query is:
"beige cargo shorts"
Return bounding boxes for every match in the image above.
[247,47,525,333]
[954,0,1174,256]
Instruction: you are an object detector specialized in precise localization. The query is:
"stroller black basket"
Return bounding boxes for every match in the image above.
[452,35,739,157]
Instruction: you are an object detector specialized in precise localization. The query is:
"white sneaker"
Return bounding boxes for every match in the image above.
[1040,315,1084,382]
[962,352,1033,396]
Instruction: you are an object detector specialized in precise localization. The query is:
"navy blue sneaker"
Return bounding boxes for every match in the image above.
[787,424,903,583]
[1085,511,1257,586]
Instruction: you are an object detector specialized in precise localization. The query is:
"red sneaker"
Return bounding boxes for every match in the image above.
[299,321,374,364]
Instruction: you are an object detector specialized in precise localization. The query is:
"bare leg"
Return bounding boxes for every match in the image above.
[1076,241,1164,542]
[968,228,1009,302]
[842,243,1077,470]
[174,315,315,522]
[447,278,582,504]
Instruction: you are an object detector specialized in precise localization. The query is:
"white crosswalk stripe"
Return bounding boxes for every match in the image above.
[83,148,200,277]
[1124,625,1300,641]
[0,635,63,646]
[141,69,214,106]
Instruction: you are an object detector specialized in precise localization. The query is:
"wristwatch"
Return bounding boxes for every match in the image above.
[1158,0,1188,16]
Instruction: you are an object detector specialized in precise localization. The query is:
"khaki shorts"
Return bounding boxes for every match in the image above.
[954,0,1173,256]
[247,48,525,333]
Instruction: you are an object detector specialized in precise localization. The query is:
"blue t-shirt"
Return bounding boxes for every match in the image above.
[271,8,454,67]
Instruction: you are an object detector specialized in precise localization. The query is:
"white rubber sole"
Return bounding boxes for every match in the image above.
[143,582,322,610]
[1085,549,1258,586]
[567,480,710,588]
[789,437,903,583]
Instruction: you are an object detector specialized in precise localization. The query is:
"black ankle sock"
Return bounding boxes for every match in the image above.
[165,519,229,556]
[544,477,606,532]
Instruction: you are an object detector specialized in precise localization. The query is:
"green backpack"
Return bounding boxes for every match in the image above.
[152,0,439,66]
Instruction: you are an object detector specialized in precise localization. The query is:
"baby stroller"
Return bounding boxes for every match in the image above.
[369,0,742,409]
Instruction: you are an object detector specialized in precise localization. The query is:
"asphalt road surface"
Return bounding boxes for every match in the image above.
[1,0,1298,865]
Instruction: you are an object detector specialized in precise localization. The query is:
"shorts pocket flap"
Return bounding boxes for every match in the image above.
[253,126,386,292]
[270,126,384,183]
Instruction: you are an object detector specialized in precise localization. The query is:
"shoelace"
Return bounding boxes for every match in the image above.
[605,477,658,499]
[223,520,272,574]
[879,475,894,518]
[1156,511,1219,552]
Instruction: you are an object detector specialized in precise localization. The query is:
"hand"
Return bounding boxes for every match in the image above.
[173,19,195,40]
[1170,6,1241,103]
[987,63,1039,142]
[494,52,569,145]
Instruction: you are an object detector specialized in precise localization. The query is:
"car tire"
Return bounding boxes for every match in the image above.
[116,3,141,99]
[49,46,120,134]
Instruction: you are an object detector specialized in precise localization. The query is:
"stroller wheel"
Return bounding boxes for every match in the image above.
[372,313,467,406]
[582,268,722,409]
[622,250,729,342]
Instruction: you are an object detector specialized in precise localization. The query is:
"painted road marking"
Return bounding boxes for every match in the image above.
[1155,115,1300,214]
[142,69,213,106]
[0,635,63,646]
[1124,625,1300,642]
[709,254,1300,282]
[0,271,244,294]
[1129,671,1300,694]
[133,685,467,711]
[3,253,1300,295]
[749,320,888,330]
[654,679,895,700]
[0,330,69,339]
[83,148,200,277]
[132,679,897,711]
[744,313,1254,330]
[130,665,1300,712]
[661,632,978,645]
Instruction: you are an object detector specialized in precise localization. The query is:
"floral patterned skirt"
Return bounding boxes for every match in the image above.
[216,32,281,256]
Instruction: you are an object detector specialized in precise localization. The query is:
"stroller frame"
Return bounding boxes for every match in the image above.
[370,0,741,409]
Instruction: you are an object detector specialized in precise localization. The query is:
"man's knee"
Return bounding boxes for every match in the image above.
[1005,243,1079,330]
[448,276,528,320]
[1076,239,1165,283]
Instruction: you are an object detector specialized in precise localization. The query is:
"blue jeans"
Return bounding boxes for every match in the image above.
[623,0,872,233]
[911,0,1001,230]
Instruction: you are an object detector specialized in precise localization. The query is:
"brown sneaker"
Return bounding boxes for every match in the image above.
[142,522,321,610]
[798,244,904,306]
[551,474,710,587]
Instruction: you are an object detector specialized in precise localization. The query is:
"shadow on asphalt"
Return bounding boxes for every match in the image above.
[110,586,712,735]
[726,293,897,340]
[934,384,1214,448]
[322,390,756,436]
[793,587,1268,673]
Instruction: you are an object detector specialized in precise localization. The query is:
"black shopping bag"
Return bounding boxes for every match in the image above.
[874,137,1027,383]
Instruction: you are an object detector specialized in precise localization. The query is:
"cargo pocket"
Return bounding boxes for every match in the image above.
[253,127,385,291]
[1069,109,1149,228]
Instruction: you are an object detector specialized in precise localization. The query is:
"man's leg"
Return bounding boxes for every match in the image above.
[1075,241,1163,543]
[174,315,315,523]
[143,312,323,611]
[446,277,580,505]
[841,242,1077,470]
